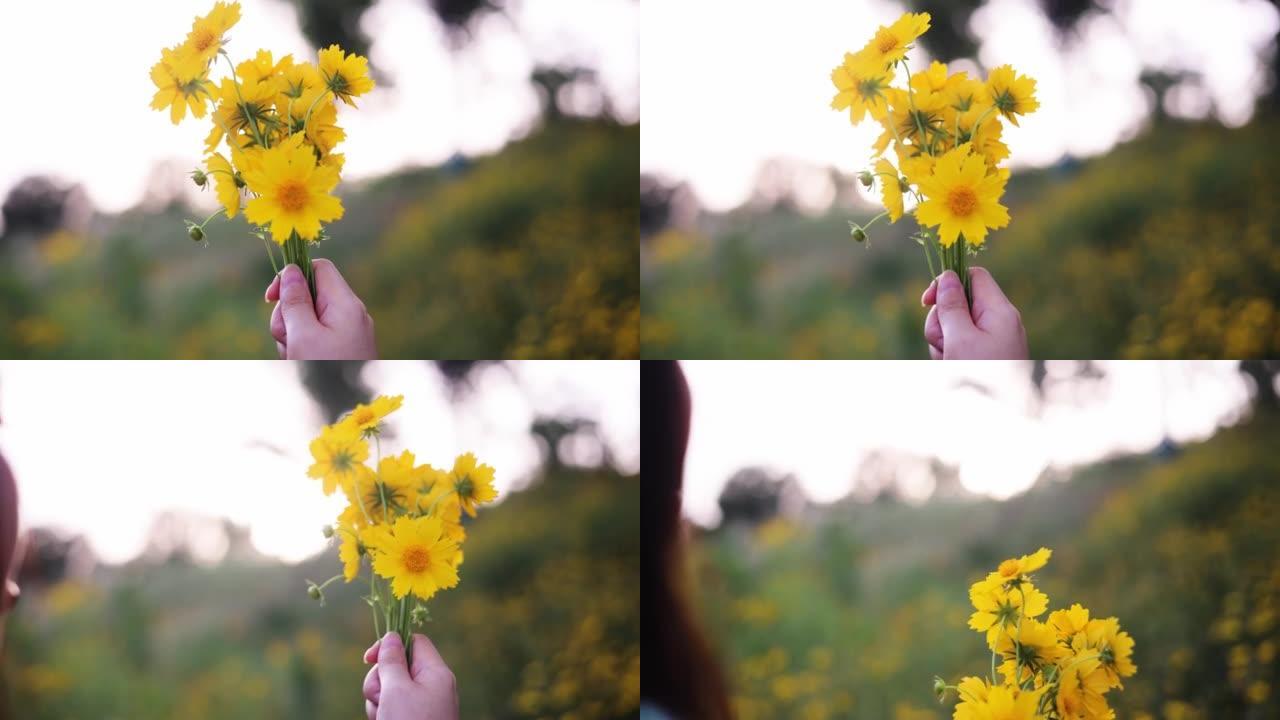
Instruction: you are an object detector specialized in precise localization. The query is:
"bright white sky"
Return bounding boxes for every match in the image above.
[0,0,639,215]
[0,361,639,564]
[679,361,1251,526]
[641,0,1279,211]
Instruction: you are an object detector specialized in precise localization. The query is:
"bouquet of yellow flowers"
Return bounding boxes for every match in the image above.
[829,12,1038,303]
[303,395,498,664]
[150,1,373,300]
[933,548,1137,719]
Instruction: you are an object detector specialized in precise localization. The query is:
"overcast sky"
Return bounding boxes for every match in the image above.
[0,361,638,564]
[679,361,1251,526]
[641,0,1279,211]
[0,0,639,215]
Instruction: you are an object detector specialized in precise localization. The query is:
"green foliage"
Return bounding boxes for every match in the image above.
[642,119,1280,358]
[0,120,637,358]
[3,468,640,720]
[690,413,1280,719]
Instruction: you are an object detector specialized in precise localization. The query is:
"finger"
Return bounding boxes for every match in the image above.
[270,301,286,347]
[364,639,381,664]
[921,278,938,307]
[365,700,377,720]
[934,270,975,340]
[929,343,943,360]
[923,305,943,354]
[265,273,282,303]
[278,264,320,341]
[967,266,1016,326]
[376,631,410,685]
[311,258,359,322]
[409,633,447,680]
[276,341,286,359]
[363,665,381,705]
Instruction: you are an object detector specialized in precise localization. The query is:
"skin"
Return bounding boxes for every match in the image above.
[264,259,378,360]
[0,450,19,650]
[361,632,460,720]
[921,267,1028,360]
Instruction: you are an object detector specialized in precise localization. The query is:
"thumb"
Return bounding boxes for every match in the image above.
[278,264,320,339]
[934,270,975,339]
[376,632,411,685]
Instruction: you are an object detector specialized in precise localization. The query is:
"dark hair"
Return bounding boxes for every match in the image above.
[642,362,733,720]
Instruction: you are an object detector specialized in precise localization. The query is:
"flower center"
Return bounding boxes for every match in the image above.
[947,187,978,218]
[875,31,899,55]
[352,407,376,426]
[191,29,217,53]
[402,545,431,573]
[276,181,310,213]
[332,449,354,472]
[454,474,474,499]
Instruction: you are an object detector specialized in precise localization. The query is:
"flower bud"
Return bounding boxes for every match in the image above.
[307,583,322,600]
[933,676,949,703]
[233,172,246,189]
[850,225,867,243]
[188,225,205,242]
[898,177,911,193]
[857,170,874,188]
[410,604,431,627]
[190,168,208,188]
[321,524,335,539]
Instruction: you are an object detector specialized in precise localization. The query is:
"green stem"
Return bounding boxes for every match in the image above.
[281,231,317,303]
[220,51,268,149]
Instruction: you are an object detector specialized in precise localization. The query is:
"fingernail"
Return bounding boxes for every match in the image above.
[382,631,402,647]
[938,270,961,293]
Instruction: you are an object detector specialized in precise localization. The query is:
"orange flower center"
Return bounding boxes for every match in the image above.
[352,407,376,426]
[947,186,978,218]
[402,545,431,573]
[875,31,899,55]
[276,181,310,213]
[998,559,1020,577]
[191,29,217,53]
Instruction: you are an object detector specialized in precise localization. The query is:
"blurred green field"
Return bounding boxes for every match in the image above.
[1,464,640,719]
[641,118,1280,358]
[0,119,638,359]
[688,410,1280,719]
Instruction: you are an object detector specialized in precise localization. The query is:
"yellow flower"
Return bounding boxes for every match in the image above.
[150,47,210,125]
[317,45,375,107]
[993,547,1052,582]
[335,504,369,581]
[448,452,498,517]
[984,65,1039,127]
[237,49,291,88]
[243,134,344,242]
[954,684,1045,720]
[1056,656,1112,720]
[830,49,894,124]
[875,159,904,223]
[364,515,460,600]
[914,143,1009,247]
[349,451,418,522]
[941,71,989,113]
[996,619,1069,685]
[968,577,1049,646]
[205,152,240,217]
[340,394,404,435]
[205,76,279,152]
[279,61,323,100]
[1072,617,1137,688]
[860,12,931,68]
[177,1,242,68]
[307,424,369,496]
[1048,603,1091,642]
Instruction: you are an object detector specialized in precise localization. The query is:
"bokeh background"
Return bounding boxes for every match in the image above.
[641,0,1280,358]
[673,360,1279,718]
[0,0,638,358]
[0,360,639,719]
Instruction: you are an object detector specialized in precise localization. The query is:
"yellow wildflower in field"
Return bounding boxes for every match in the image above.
[151,1,370,297]
[303,394,497,663]
[936,547,1136,720]
[827,11,1038,301]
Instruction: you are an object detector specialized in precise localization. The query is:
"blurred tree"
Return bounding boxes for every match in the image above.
[718,467,800,526]
[1239,360,1280,410]
[0,176,80,242]
[530,416,599,471]
[434,360,504,401]
[288,0,376,60]
[298,361,371,423]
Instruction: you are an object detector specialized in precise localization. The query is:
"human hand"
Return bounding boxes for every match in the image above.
[361,632,459,720]
[264,259,377,359]
[921,267,1028,360]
